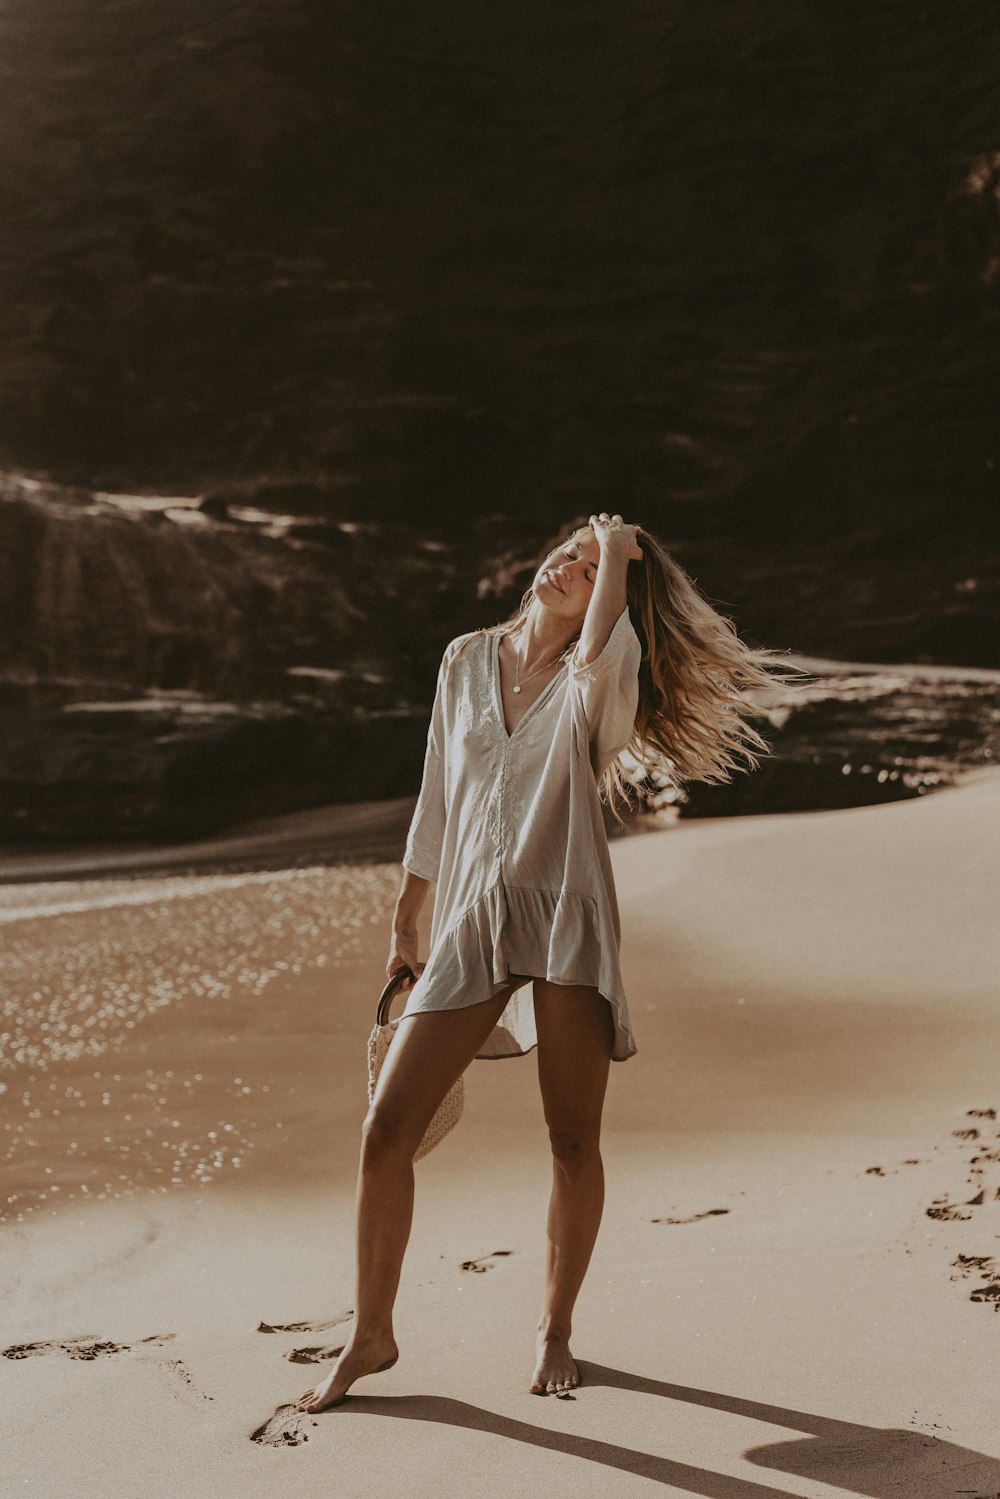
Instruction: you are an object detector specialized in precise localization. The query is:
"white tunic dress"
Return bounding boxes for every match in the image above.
[401,606,643,1061]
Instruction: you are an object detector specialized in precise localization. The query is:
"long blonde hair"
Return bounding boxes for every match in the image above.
[488,522,796,810]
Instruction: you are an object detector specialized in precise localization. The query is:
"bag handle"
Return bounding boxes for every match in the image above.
[376,965,416,1026]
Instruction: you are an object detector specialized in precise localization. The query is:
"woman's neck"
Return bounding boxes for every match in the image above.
[513,603,579,666]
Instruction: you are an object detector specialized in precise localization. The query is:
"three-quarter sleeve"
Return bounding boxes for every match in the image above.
[402,646,451,881]
[568,607,642,776]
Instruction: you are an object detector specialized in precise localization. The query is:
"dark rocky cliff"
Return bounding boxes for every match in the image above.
[1,474,997,842]
[2,4,998,554]
[0,475,483,838]
[0,2,997,839]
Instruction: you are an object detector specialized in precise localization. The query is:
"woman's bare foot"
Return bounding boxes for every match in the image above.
[530,1329,579,1397]
[294,1333,399,1413]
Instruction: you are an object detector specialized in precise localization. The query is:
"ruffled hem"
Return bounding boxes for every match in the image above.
[400,881,637,1062]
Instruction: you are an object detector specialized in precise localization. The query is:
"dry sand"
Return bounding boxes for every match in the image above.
[3,774,1000,1498]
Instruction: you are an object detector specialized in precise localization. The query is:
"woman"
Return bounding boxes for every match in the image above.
[297,511,782,1412]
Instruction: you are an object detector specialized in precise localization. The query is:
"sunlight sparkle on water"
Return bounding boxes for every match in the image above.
[0,863,399,1222]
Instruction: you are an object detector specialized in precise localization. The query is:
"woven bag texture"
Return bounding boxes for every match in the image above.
[367,1019,464,1162]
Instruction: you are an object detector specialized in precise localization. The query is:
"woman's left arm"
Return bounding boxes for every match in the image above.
[575,513,643,666]
[568,514,643,774]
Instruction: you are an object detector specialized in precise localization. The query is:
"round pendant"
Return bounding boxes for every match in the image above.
[513,684,521,694]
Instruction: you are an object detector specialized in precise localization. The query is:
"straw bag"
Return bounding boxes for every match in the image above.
[366,966,464,1162]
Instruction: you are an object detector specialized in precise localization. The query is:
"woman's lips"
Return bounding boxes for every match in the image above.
[544,569,565,595]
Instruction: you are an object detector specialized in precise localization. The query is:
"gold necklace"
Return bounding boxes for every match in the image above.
[512,637,570,694]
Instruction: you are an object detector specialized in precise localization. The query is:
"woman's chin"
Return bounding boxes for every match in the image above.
[536,577,570,608]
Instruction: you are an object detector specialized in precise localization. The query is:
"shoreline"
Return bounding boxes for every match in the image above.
[0,795,420,886]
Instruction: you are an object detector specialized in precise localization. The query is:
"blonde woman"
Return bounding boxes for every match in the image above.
[297,512,782,1412]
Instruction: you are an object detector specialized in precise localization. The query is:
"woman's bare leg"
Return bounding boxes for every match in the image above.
[530,980,613,1395]
[295,982,521,1413]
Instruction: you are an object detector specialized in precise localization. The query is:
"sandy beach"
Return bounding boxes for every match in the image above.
[4,774,1000,1498]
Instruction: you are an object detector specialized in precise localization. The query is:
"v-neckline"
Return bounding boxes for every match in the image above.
[490,632,567,742]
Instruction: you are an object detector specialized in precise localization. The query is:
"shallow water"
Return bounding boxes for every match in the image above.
[0,863,399,1224]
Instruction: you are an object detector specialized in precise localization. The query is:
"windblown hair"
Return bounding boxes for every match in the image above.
[491,522,796,811]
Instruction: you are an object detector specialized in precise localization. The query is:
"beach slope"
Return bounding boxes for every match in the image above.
[3,774,1000,1497]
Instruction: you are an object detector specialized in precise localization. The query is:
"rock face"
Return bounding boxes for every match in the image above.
[677,660,1000,819]
[1,477,997,842]
[0,4,997,838]
[0,476,482,839]
[0,7,996,605]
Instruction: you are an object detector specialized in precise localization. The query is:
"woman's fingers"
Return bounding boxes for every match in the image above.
[589,512,643,559]
[385,957,426,989]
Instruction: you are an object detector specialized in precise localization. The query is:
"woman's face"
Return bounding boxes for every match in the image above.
[532,531,601,624]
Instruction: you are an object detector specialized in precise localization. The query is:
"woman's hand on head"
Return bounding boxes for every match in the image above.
[589,512,643,561]
[387,930,424,990]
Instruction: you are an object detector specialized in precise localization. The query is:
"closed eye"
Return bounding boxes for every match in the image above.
[565,547,596,584]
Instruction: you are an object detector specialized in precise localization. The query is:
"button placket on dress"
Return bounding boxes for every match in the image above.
[486,633,507,869]
[484,726,505,869]
[495,736,519,890]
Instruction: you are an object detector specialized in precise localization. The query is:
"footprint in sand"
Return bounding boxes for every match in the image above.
[925,1109,1000,1219]
[2,1333,214,1405]
[284,1344,345,1365]
[257,1312,352,1335]
[926,1199,974,1221]
[460,1250,515,1273]
[2,1333,175,1361]
[251,1405,318,1447]
[950,1253,996,1280]
[950,1254,1000,1312]
[138,1355,216,1406]
[922,1108,1000,1314]
[652,1208,730,1225]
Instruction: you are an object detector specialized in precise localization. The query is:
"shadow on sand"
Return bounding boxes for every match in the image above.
[326,1362,1000,1497]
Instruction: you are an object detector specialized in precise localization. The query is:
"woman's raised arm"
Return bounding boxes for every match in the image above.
[574,513,642,667]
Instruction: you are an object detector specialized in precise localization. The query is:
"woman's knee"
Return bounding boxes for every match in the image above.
[361,1103,421,1168]
[547,1123,602,1170]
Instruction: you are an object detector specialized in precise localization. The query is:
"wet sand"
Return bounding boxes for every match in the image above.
[3,774,1000,1497]
[0,796,420,885]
